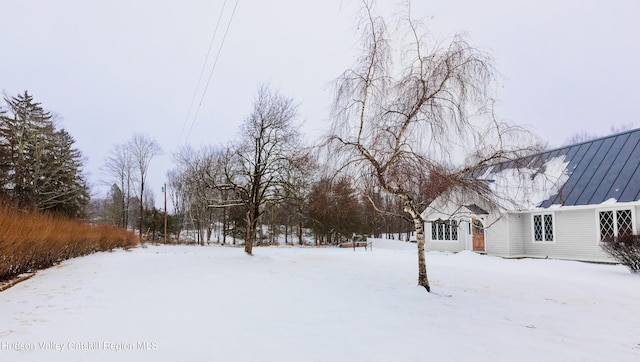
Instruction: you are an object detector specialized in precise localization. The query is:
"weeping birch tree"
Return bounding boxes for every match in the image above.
[328,1,533,291]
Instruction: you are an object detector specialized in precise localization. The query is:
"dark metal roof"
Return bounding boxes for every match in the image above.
[488,128,640,208]
[464,204,489,215]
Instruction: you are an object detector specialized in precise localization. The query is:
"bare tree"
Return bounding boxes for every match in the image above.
[562,131,598,146]
[103,142,135,229]
[167,168,187,241]
[328,1,533,291]
[212,85,303,255]
[129,133,162,241]
[563,122,634,146]
[171,145,220,244]
[281,152,316,245]
[307,176,363,244]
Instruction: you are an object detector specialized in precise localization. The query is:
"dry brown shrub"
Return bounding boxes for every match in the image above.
[0,203,139,282]
[601,234,640,273]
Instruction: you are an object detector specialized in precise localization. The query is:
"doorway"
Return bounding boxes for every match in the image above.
[472,218,485,252]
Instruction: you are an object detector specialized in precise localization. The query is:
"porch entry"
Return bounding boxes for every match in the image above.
[471,218,485,252]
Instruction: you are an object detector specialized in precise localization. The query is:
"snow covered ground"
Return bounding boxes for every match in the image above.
[1,239,638,362]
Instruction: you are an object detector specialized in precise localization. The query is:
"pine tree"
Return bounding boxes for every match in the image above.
[0,91,89,217]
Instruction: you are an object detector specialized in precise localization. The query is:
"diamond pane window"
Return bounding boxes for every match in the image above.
[544,214,554,241]
[431,221,458,241]
[600,209,635,241]
[533,215,543,241]
[599,211,615,241]
[617,210,633,237]
[533,213,554,242]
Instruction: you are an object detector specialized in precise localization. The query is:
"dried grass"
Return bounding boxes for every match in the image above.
[0,203,139,282]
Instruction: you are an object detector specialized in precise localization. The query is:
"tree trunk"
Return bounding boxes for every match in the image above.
[232,222,237,245]
[414,215,430,292]
[244,227,254,254]
[284,223,289,245]
[244,208,258,255]
[139,183,144,242]
[222,208,227,245]
[404,198,431,292]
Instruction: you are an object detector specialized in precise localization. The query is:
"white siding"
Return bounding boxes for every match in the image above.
[636,205,640,234]
[484,214,510,256]
[422,190,638,262]
[425,221,466,253]
[507,214,526,257]
[523,208,613,262]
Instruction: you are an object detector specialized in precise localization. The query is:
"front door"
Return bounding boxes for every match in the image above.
[472,218,485,252]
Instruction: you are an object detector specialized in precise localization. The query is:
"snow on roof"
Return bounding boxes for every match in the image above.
[478,128,640,210]
[482,155,570,211]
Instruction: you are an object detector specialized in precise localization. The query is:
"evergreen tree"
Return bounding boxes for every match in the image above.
[0,91,89,217]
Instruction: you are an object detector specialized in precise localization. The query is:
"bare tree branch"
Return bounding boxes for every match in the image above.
[326,1,536,292]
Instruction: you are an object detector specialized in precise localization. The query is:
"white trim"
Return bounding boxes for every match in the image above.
[465,220,472,251]
[512,200,640,213]
[428,220,460,242]
[531,211,556,244]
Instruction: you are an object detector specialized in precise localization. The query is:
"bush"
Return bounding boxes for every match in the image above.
[0,203,139,282]
[601,234,640,273]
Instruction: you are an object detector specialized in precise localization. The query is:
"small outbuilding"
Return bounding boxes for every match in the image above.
[421,128,640,262]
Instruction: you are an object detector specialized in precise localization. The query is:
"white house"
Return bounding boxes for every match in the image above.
[421,128,640,263]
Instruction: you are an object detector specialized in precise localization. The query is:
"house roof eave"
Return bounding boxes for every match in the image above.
[507,199,640,214]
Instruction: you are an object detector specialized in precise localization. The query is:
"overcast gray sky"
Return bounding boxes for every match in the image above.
[2,0,639,205]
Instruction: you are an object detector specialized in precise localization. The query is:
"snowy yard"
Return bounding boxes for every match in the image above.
[1,239,639,362]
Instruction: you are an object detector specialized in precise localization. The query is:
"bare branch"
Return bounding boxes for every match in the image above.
[324,2,536,292]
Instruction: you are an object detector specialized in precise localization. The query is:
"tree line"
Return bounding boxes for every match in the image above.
[163,85,414,250]
[0,89,410,247]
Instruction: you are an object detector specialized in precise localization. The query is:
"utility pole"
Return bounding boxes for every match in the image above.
[163,183,167,244]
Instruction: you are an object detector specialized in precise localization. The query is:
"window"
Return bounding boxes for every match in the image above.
[431,220,458,241]
[532,213,554,242]
[472,219,484,236]
[599,209,634,241]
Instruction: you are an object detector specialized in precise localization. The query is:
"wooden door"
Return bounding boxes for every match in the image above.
[472,218,485,252]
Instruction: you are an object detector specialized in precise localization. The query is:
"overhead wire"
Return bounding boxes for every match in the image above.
[178,0,229,145]
[182,0,240,145]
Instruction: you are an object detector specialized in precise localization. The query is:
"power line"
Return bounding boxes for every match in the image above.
[183,0,240,145]
[178,0,229,145]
